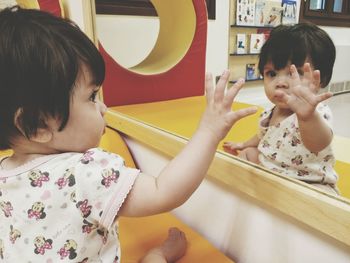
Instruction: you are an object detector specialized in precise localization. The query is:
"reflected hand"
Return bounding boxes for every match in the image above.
[275,63,332,121]
[198,70,257,143]
[223,141,245,155]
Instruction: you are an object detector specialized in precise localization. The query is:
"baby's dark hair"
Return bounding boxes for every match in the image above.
[258,23,335,88]
[0,6,105,150]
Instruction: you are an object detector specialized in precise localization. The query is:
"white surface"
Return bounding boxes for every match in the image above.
[65,0,85,33]
[96,15,159,68]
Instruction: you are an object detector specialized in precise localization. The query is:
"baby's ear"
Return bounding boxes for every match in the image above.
[29,128,53,144]
[14,108,53,143]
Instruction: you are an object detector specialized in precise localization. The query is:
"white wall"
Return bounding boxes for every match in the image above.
[96,15,159,68]
[206,0,230,76]
[0,0,16,9]
[321,26,350,83]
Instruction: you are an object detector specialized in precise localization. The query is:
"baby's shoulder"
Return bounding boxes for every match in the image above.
[259,107,274,123]
[45,148,125,175]
[80,147,124,162]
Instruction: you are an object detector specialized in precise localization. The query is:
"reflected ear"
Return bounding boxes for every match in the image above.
[14,108,53,143]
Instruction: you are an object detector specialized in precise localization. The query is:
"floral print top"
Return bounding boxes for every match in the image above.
[257,103,338,191]
[0,148,139,262]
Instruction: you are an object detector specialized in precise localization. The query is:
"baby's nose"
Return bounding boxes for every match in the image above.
[96,100,107,116]
[275,77,289,89]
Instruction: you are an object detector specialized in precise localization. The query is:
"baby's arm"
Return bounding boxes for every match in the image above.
[275,63,333,153]
[223,134,260,155]
[119,71,257,217]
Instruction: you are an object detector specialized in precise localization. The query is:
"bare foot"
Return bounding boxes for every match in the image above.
[140,227,187,263]
[161,227,187,262]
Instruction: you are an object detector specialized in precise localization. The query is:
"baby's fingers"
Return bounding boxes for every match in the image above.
[302,63,313,82]
[315,91,333,104]
[290,64,301,83]
[205,73,214,105]
[312,70,321,91]
[223,78,245,109]
[227,106,258,124]
[223,143,239,155]
[214,70,230,104]
[303,63,320,93]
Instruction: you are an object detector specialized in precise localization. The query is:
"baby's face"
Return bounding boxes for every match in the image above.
[262,60,314,109]
[47,65,107,153]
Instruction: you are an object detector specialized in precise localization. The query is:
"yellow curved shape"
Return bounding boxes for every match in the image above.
[16,0,40,9]
[130,0,196,75]
[16,0,65,17]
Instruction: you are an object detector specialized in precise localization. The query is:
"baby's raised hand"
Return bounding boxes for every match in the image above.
[275,63,332,121]
[198,70,257,143]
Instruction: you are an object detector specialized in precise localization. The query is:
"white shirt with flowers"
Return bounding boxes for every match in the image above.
[257,103,338,191]
[0,148,139,262]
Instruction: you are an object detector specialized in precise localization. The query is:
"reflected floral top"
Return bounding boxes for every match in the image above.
[257,103,338,191]
[0,148,139,262]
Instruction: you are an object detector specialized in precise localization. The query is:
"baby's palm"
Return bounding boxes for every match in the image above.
[200,71,257,142]
[275,63,332,121]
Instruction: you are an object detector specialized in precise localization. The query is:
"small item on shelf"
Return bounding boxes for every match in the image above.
[254,0,265,26]
[236,0,256,26]
[236,34,247,54]
[246,63,257,80]
[282,0,297,25]
[263,0,283,27]
[249,33,265,54]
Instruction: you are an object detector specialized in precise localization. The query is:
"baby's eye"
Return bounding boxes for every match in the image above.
[264,70,276,78]
[90,90,98,102]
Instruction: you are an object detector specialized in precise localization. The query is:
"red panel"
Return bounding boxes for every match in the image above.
[38,0,62,17]
[100,0,208,106]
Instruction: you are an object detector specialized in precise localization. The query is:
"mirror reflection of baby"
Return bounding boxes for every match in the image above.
[0,6,257,262]
[224,23,339,195]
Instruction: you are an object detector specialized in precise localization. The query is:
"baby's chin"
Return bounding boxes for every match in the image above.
[270,96,288,108]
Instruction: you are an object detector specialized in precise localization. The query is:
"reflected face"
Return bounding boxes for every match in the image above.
[262,61,312,109]
[49,65,107,153]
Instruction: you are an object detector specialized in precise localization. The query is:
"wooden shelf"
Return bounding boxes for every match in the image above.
[230,24,274,29]
[228,1,273,87]
[230,53,259,56]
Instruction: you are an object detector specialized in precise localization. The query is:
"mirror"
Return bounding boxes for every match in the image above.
[94,0,350,249]
[95,3,350,200]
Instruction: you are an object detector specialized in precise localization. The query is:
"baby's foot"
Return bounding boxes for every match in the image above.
[140,227,187,263]
[160,227,187,262]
